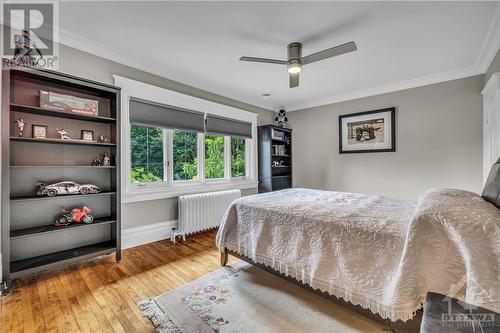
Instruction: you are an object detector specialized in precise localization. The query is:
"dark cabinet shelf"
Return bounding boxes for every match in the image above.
[258,125,293,193]
[10,104,116,123]
[11,136,116,147]
[10,241,117,277]
[11,165,116,169]
[11,217,116,239]
[10,191,116,203]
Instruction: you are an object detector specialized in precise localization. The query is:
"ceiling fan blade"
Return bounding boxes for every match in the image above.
[239,56,287,65]
[289,72,299,88]
[302,41,357,65]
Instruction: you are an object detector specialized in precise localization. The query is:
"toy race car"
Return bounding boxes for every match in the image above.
[36,181,101,197]
[55,207,94,226]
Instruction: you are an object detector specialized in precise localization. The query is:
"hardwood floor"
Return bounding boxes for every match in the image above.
[0,230,233,333]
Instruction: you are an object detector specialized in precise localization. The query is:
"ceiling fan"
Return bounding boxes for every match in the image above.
[240,41,357,88]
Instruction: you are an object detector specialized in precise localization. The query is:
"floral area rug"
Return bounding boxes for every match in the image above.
[138,261,391,333]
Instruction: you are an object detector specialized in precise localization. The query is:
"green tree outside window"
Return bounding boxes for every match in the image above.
[231,137,246,177]
[173,130,198,181]
[130,125,164,183]
[205,135,225,179]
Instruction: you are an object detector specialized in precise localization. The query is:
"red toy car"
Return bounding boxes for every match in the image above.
[55,206,94,226]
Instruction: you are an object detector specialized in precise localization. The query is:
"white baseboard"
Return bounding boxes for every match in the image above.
[122,220,178,249]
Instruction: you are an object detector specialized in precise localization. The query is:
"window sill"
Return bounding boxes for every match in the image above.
[122,180,259,203]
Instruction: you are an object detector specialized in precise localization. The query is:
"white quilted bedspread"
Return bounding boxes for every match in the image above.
[215,188,500,322]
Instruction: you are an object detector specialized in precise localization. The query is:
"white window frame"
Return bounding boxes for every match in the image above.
[114,75,258,203]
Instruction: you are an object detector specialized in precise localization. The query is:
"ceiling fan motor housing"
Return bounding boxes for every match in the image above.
[287,42,302,72]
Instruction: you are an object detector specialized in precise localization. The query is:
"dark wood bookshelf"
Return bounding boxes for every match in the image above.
[2,63,121,290]
[11,217,116,239]
[11,136,116,147]
[258,125,293,193]
[11,104,116,123]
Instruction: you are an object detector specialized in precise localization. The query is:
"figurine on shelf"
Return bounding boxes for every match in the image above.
[272,160,280,167]
[98,135,111,143]
[14,118,26,137]
[55,206,94,227]
[102,152,111,166]
[56,128,71,140]
[91,154,103,166]
[275,109,288,128]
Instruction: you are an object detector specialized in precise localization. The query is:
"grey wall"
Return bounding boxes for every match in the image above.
[288,75,484,200]
[485,49,500,84]
[55,44,273,229]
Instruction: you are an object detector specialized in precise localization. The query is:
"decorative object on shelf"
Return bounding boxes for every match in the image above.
[90,154,103,166]
[272,160,284,167]
[40,90,98,116]
[273,144,286,156]
[36,181,101,197]
[102,152,111,166]
[338,107,396,154]
[81,129,95,142]
[275,109,288,128]
[98,135,110,143]
[55,206,94,227]
[56,128,71,140]
[271,128,285,141]
[14,118,26,137]
[32,124,47,139]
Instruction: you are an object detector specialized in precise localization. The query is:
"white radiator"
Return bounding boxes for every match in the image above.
[175,189,241,242]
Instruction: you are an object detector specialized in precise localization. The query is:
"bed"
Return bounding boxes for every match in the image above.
[216,160,500,322]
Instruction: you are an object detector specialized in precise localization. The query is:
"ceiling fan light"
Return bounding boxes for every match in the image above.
[287,62,302,74]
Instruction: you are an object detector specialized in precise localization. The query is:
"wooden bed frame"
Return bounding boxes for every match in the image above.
[221,248,422,333]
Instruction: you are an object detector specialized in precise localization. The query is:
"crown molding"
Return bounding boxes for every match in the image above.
[287,65,482,111]
[56,3,500,114]
[287,3,500,112]
[57,29,276,112]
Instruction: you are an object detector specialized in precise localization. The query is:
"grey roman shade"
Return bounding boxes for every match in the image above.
[129,97,205,132]
[206,114,252,139]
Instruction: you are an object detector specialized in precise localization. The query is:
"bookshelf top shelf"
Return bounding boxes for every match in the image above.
[11,136,116,147]
[10,104,116,124]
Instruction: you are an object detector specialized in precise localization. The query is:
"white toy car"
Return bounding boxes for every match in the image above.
[36,181,101,197]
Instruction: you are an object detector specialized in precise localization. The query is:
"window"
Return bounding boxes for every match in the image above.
[130,125,164,183]
[205,135,225,179]
[231,137,246,178]
[172,130,198,181]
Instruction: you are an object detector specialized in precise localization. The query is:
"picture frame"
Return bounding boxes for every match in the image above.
[81,129,95,142]
[32,124,48,139]
[338,107,395,154]
[40,90,99,116]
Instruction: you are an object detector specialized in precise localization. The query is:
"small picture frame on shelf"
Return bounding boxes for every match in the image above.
[81,129,95,142]
[32,124,47,139]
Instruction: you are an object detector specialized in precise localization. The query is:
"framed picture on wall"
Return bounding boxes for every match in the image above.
[338,107,395,153]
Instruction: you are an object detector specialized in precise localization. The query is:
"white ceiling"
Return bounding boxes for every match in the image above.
[58,1,500,111]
